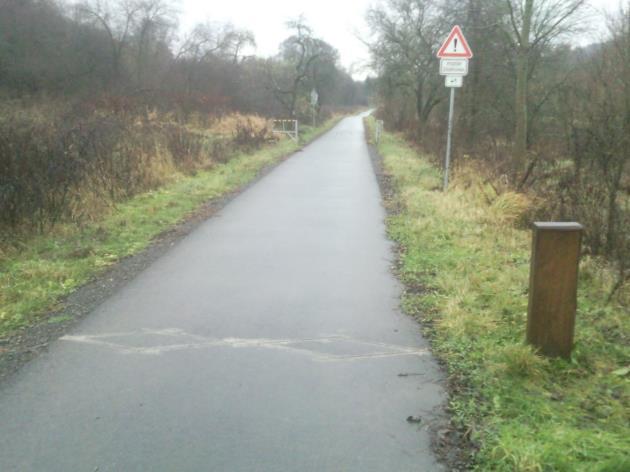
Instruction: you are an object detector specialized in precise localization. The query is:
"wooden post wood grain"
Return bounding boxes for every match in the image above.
[527,222,583,359]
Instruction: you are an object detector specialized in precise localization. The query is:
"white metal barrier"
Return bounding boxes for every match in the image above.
[272,120,299,142]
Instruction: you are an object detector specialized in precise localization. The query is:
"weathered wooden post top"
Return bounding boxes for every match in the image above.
[527,222,583,359]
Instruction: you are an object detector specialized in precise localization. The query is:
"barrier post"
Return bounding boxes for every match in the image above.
[526,222,583,359]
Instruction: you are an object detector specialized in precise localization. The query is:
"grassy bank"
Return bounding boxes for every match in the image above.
[0,116,343,338]
[365,118,630,471]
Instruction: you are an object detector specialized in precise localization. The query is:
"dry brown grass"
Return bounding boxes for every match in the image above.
[0,106,280,238]
[452,161,537,227]
[209,113,273,137]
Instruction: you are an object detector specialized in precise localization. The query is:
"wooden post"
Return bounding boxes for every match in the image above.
[527,222,583,359]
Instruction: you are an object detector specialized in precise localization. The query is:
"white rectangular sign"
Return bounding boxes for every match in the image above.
[445,76,463,88]
[440,59,468,76]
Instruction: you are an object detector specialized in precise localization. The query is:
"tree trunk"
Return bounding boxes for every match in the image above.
[605,170,622,256]
[289,87,298,117]
[514,0,534,167]
[465,0,480,147]
[416,82,425,142]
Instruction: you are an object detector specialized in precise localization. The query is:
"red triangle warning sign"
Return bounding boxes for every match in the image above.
[437,26,473,59]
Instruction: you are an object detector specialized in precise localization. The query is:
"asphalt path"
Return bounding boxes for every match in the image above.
[0,114,445,471]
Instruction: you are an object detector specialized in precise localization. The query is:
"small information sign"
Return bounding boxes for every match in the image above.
[439,59,468,76]
[445,76,463,88]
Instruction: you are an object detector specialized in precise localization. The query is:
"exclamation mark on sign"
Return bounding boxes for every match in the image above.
[454,38,458,52]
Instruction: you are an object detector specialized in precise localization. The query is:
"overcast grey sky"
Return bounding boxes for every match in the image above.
[178,0,626,78]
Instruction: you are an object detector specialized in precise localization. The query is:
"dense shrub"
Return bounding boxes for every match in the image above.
[163,124,206,173]
[232,116,276,151]
[0,117,88,231]
[0,107,275,238]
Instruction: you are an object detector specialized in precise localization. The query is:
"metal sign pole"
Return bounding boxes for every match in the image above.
[310,89,318,128]
[444,87,456,191]
[437,25,472,191]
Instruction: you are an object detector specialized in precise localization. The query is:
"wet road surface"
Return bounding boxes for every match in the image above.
[0,115,445,471]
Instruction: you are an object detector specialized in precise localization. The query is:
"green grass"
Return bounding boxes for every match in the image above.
[0,116,343,338]
[366,117,630,471]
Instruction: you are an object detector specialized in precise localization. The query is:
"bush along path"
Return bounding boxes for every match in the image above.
[0,116,343,349]
[365,117,629,471]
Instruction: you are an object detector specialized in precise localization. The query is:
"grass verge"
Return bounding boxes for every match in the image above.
[365,117,630,471]
[0,116,343,338]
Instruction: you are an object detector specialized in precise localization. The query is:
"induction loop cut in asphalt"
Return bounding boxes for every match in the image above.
[61,328,431,362]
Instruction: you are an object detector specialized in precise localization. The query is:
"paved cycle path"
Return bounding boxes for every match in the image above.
[0,114,445,471]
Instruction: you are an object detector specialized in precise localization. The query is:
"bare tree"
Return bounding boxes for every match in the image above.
[174,22,255,95]
[268,17,336,117]
[366,0,444,140]
[177,22,254,63]
[74,0,179,90]
[131,0,178,89]
[0,0,363,114]
[74,0,143,88]
[503,0,587,166]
